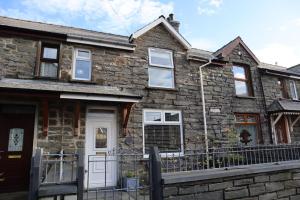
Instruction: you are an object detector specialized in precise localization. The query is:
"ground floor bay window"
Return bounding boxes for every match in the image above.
[143,110,183,155]
[235,113,261,145]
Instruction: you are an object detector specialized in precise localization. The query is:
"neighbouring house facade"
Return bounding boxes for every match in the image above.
[1,14,300,193]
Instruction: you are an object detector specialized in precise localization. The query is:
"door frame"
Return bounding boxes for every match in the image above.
[84,106,119,188]
[0,101,39,156]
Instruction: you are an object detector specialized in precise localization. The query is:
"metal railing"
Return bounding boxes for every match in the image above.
[160,144,300,173]
[86,150,150,200]
[40,150,78,185]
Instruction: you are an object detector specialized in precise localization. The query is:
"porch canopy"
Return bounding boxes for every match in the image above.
[0,78,142,135]
[268,99,300,144]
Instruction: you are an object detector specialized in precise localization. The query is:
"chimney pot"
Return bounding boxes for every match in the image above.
[167,13,180,32]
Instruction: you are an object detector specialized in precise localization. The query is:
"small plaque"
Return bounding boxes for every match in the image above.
[8,155,22,159]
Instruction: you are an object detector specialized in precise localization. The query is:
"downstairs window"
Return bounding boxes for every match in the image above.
[143,110,183,155]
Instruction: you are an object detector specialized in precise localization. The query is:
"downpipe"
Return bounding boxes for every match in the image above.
[199,58,212,169]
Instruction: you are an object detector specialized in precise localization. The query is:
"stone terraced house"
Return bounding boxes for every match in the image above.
[1,14,300,194]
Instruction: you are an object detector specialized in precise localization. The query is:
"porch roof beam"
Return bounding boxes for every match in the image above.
[60,93,140,103]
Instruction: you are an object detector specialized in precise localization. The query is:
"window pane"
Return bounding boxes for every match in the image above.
[43,47,58,59]
[150,49,173,67]
[235,80,248,96]
[233,66,246,79]
[95,128,107,148]
[165,112,180,122]
[8,128,24,152]
[40,62,58,77]
[75,60,91,80]
[78,50,90,59]
[235,115,245,123]
[144,125,181,154]
[149,67,173,88]
[290,81,298,100]
[145,112,162,122]
[236,124,257,145]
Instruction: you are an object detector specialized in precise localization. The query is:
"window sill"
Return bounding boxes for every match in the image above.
[69,79,96,84]
[145,86,178,92]
[235,95,256,99]
[34,76,59,81]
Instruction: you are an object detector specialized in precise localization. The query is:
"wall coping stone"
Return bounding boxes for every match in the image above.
[162,161,300,184]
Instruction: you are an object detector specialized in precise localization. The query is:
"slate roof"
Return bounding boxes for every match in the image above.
[0,16,133,47]
[213,36,260,64]
[258,62,300,76]
[187,48,217,61]
[0,78,141,99]
[267,99,300,113]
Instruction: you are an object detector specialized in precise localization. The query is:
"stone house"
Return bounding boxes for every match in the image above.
[0,14,300,193]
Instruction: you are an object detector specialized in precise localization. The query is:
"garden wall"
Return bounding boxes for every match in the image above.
[162,161,300,200]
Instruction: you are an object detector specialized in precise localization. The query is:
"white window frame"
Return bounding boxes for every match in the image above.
[72,48,92,81]
[148,48,175,88]
[290,80,298,100]
[142,109,184,158]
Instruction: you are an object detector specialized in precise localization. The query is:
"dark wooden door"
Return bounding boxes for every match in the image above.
[0,105,35,193]
[275,116,288,144]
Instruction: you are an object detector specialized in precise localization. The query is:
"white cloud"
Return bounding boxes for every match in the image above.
[197,0,223,16]
[1,0,174,34]
[254,43,300,67]
[209,0,223,8]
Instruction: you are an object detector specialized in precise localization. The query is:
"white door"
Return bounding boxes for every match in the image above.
[85,110,117,188]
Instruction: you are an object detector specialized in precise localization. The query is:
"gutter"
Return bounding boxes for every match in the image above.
[67,35,136,51]
[199,58,212,169]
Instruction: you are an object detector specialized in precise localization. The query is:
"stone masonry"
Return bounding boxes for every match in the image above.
[163,167,300,200]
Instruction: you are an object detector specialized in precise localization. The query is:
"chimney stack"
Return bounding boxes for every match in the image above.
[167,13,180,32]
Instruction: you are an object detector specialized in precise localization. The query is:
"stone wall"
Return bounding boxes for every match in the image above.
[163,163,300,200]
[36,101,86,153]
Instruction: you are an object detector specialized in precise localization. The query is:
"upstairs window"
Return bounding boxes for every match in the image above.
[289,80,298,100]
[73,49,92,81]
[39,43,59,78]
[143,110,183,155]
[148,48,174,88]
[278,78,288,98]
[232,65,253,96]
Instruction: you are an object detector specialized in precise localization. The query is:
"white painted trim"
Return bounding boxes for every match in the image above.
[67,38,135,51]
[60,93,140,103]
[130,17,191,49]
[148,67,175,89]
[142,109,184,157]
[72,48,92,81]
[148,48,174,68]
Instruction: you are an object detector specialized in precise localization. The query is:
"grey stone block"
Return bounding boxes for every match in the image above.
[270,172,292,182]
[265,182,284,192]
[195,191,223,200]
[209,181,233,191]
[234,178,254,186]
[277,188,296,198]
[225,188,249,199]
[258,192,277,200]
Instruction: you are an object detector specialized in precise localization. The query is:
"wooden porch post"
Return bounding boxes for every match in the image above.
[42,99,49,137]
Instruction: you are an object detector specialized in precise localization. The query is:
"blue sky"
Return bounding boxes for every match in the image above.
[0,0,300,66]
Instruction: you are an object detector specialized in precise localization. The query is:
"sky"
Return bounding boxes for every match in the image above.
[0,0,300,67]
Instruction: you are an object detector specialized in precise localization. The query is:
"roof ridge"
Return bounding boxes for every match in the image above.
[0,15,129,39]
